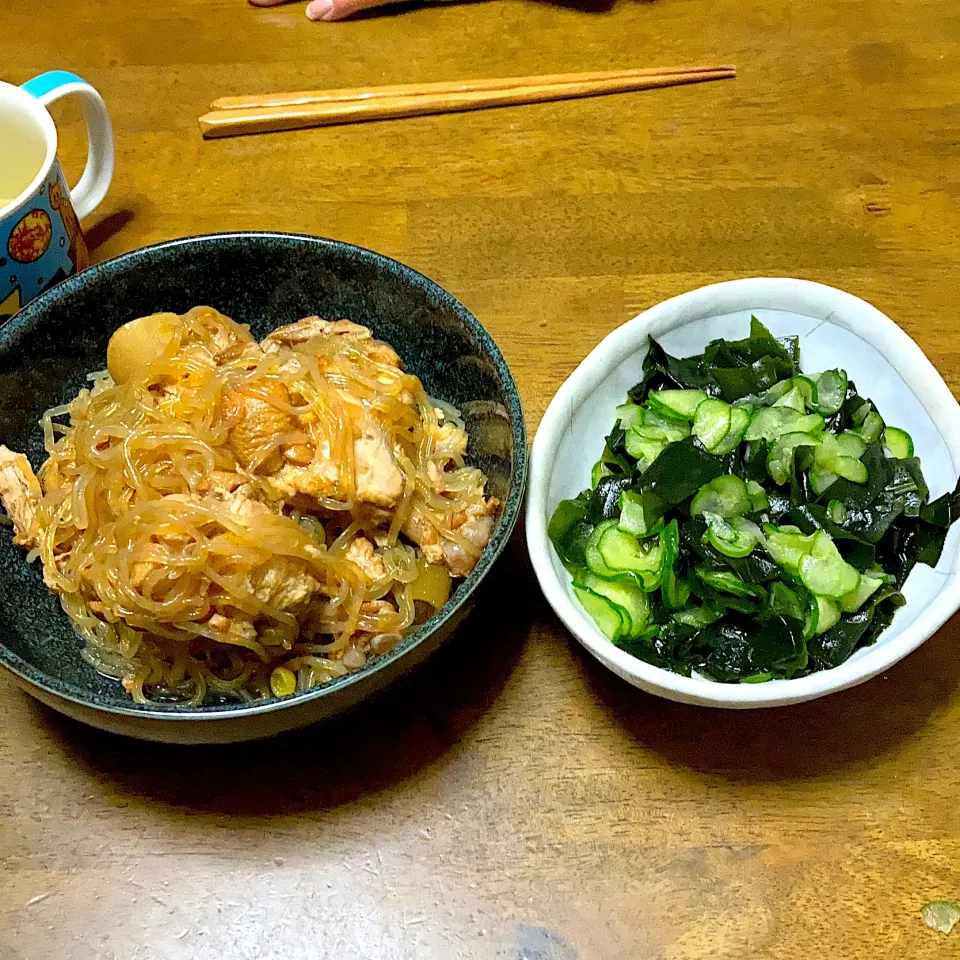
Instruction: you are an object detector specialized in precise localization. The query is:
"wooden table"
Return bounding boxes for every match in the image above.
[4,1,960,957]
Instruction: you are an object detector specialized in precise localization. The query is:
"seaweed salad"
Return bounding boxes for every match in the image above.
[548,318,960,683]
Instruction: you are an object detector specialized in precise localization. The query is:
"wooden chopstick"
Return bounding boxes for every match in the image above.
[209,64,736,111]
[199,66,735,139]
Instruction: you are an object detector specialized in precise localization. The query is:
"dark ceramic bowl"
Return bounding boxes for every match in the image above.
[0,232,526,743]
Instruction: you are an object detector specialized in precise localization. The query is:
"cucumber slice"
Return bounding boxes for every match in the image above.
[833,457,868,483]
[659,520,689,610]
[647,389,708,421]
[855,410,884,444]
[883,426,914,459]
[712,405,752,455]
[767,430,822,486]
[744,408,824,442]
[662,572,690,610]
[641,408,691,442]
[793,413,826,434]
[584,520,621,579]
[850,399,873,426]
[814,596,841,634]
[617,490,648,537]
[625,427,667,467]
[773,384,807,413]
[762,524,816,576]
[762,378,794,403]
[764,376,816,408]
[691,475,752,518]
[703,514,760,558]
[596,524,663,590]
[573,585,624,641]
[591,460,611,489]
[834,432,867,459]
[804,593,841,637]
[838,573,883,613]
[798,530,861,599]
[746,480,770,512]
[672,605,721,628]
[615,402,645,430]
[693,398,732,451]
[744,406,799,441]
[631,425,670,442]
[812,369,848,415]
[802,590,818,640]
[575,570,650,638]
[813,434,867,485]
[827,499,847,524]
[794,376,817,407]
[809,465,838,495]
[696,566,760,599]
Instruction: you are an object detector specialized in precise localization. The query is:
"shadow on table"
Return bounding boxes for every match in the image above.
[32,531,532,816]
[577,614,960,783]
[343,0,624,20]
[84,209,136,256]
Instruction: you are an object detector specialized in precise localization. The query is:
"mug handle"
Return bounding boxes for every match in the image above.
[20,71,115,220]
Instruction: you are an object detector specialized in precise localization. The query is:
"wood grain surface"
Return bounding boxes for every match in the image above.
[4,1,960,957]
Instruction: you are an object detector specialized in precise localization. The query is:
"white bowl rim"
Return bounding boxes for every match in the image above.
[527,277,960,708]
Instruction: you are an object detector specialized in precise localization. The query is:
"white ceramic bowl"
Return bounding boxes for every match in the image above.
[527,278,960,708]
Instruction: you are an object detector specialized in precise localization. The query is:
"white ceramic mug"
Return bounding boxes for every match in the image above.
[0,71,114,320]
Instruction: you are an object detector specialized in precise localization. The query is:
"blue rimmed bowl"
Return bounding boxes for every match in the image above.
[0,232,527,743]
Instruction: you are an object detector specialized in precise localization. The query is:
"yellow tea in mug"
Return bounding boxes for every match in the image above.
[0,111,46,209]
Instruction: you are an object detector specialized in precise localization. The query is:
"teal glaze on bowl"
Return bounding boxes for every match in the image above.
[0,232,527,742]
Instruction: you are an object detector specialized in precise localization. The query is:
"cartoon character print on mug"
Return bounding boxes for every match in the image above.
[0,71,113,321]
[2,175,89,317]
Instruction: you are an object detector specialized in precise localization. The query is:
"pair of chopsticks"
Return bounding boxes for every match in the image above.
[198,64,735,139]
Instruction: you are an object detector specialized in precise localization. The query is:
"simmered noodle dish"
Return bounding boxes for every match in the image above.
[0,307,499,705]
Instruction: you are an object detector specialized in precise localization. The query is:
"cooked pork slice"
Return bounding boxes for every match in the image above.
[207,612,258,646]
[402,497,499,578]
[180,472,273,524]
[266,414,404,510]
[344,536,387,582]
[214,340,267,368]
[262,316,402,368]
[181,305,255,355]
[249,556,320,613]
[198,471,252,500]
[217,492,274,526]
[428,420,468,461]
[359,599,397,617]
[222,379,307,474]
[268,459,341,505]
[129,561,158,589]
[444,498,499,576]
[263,317,364,348]
[401,502,445,568]
[354,416,404,508]
[0,447,42,547]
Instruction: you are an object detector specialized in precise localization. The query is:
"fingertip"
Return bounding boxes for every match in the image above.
[306,0,398,20]
[305,0,334,19]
